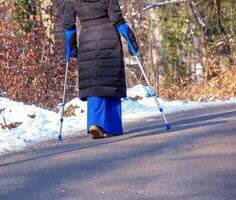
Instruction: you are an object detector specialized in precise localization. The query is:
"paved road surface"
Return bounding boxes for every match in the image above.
[0,104,236,200]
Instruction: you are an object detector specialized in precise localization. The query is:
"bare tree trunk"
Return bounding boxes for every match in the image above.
[188,0,208,84]
[148,15,154,86]
[40,0,54,55]
[148,9,163,90]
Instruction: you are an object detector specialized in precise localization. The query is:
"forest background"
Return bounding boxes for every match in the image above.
[0,0,235,109]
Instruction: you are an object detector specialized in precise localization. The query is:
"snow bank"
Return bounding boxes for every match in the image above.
[0,85,235,154]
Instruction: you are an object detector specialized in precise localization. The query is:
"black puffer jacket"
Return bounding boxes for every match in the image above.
[59,0,127,101]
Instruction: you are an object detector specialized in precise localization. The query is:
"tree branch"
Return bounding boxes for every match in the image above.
[144,0,188,11]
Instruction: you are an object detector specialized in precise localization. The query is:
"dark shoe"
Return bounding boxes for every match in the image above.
[89,125,105,139]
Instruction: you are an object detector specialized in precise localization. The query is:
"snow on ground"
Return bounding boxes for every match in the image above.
[0,84,235,155]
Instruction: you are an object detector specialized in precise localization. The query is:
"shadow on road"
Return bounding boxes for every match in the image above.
[0,106,236,200]
[0,109,235,168]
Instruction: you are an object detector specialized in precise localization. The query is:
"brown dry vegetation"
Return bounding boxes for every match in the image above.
[163,68,236,101]
[0,0,235,110]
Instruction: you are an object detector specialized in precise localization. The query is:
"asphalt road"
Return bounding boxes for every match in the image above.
[0,103,236,200]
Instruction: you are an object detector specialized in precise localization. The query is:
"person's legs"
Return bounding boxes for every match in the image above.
[87,96,106,131]
[87,96,123,138]
[104,98,123,136]
[87,96,106,139]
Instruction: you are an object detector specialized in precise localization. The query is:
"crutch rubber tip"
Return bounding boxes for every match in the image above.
[166,123,171,130]
[58,135,63,141]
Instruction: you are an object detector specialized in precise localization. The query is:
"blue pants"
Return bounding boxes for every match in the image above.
[87,97,123,136]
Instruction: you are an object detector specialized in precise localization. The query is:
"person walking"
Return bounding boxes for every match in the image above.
[57,0,138,139]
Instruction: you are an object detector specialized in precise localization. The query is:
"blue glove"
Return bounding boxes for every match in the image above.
[65,29,78,62]
[117,23,139,56]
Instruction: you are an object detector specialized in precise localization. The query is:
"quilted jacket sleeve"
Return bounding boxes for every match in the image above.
[108,0,126,28]
[56,0,76,30]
